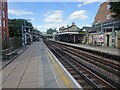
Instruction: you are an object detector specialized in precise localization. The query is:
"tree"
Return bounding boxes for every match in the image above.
[110,1,120,19]
[47,28,57,34]
[32,28,43,35]
[8,19,33,37]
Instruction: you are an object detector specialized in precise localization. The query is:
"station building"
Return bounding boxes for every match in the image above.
[81,26,91,44]
[89,2,120,48]
[0,0,9,39]
[25,28,33,45]
[55,22,83,43]
[32,29,42,41]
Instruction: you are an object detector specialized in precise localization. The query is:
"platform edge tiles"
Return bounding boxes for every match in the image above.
[53,40,120,56]
[43,41,82,89]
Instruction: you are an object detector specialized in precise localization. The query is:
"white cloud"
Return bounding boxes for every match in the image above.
[30,18,35,21]
[78,0,106,4]
[77,0,106,8]
[34,21,68,32]
[8,9,34,16]
[44,10,63,23]
[78,4,82,8]
[69,10,88,20]
[80,24,92,28]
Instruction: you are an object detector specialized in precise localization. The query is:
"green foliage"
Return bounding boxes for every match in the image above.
[33,28,42,35]
[8,19,33,37]
[47,28,57,34]
[110,1,120,19]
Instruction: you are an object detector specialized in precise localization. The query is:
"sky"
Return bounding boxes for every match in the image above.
[8,1,106,32]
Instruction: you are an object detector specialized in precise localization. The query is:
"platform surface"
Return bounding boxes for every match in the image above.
[54,41,120,56]
[2,39,77,88]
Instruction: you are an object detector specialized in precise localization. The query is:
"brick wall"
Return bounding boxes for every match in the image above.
[94,2,114,23]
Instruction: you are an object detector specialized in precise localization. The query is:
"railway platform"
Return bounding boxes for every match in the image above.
[54,41,120,56]
[1,39,79,89]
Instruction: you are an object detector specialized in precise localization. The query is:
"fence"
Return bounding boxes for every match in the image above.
[2,37,22,50]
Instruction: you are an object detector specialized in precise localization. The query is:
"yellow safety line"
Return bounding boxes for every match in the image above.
[45,47,72,88]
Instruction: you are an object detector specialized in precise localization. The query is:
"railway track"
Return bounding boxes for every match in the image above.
[49,41,120,77]
[44,40,120,89]
[51,41,120,77]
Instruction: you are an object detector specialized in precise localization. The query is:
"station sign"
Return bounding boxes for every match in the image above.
[79,31,85,34]
[99,34,104,42]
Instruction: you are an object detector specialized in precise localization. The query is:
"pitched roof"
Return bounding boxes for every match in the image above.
[81,26,91,32]
[59,24,80,32]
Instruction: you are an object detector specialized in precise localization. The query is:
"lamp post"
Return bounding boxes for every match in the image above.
[22,25,25,49]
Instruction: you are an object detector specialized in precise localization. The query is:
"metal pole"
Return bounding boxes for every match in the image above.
[101,22,102,33]
[103,28,106,46]
[24,28,26,48]
[100,22,103,45]
[22,26,25,49]
[112,27,115,48]
[24,20,26,48]
[74,34,75,43]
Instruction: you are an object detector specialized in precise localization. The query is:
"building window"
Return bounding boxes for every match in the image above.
[2,1,5,9]
[107,4,110,9]
[0,28,1,35]
[0,19,1,26]
[107,14,111,20]
[3,10,5,18]
[4,30,6,34]
[3,20,6,27]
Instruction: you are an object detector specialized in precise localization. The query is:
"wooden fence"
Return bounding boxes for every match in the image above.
[2,37,22,50]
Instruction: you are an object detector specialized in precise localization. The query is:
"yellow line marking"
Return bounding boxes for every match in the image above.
[45,47,72,88]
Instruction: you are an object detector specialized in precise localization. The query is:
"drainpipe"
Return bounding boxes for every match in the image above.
[74,34,75,43]
[112,27,115,48]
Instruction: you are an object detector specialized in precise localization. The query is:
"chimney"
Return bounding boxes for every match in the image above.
[72,22,75,25]
[67,25,69,28]
[61,26,64,28]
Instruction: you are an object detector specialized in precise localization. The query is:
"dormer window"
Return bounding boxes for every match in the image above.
[107,14,111,20]
[107,4,110,9]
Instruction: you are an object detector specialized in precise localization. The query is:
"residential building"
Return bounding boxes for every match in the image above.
[81,27,91,44]
[0,0,9,39]
[94,2,114,23]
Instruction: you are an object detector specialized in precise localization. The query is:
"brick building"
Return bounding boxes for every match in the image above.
[89,1,120,48]
[94,2,114,23]
[0,0,9,39]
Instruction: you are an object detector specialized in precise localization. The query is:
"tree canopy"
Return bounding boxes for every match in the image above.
[110,1,120,19]
[46,28,57,34]
[32,28,43,35]
[8,19,33,37]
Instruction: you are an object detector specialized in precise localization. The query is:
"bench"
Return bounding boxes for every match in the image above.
[2,47,18,60]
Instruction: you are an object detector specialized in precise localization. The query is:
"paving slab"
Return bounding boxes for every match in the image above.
[19,81,38,88]
[2,79,20,88]
[2,40,78,89]
[20,72,38,83]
